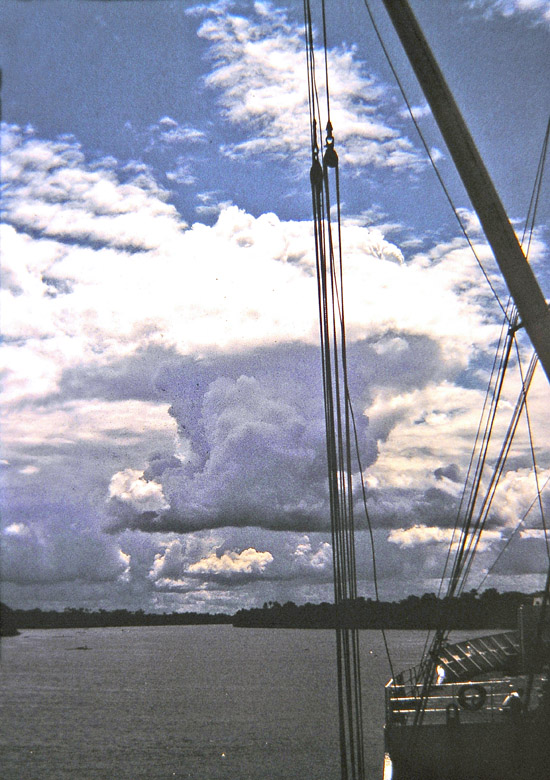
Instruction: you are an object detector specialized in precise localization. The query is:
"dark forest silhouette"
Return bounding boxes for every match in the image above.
[232,589,534,629]
[1,589,539,634]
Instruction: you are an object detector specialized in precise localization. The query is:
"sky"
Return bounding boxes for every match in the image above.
[1,0,550,614]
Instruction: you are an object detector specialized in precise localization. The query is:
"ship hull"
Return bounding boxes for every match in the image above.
[385,716,550,780]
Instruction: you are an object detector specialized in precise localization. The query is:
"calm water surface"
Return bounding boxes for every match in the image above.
[1,626,434,779]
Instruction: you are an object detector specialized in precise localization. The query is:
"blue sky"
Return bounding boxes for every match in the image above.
[1,0,550,613]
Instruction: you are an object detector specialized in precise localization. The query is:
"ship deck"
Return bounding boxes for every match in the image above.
[385,674,545,726]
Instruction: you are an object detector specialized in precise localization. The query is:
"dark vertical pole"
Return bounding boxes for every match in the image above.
[380,0,550,384]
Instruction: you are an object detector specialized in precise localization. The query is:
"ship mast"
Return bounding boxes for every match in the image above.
[379,0,550,384]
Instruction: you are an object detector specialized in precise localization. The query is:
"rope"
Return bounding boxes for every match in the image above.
[355,0,550,748]
[412,319,519,726]
[465,118,550,593]
[304,2,366,776]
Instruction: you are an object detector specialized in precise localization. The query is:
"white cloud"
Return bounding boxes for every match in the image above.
[1,123,502,417]
[399,103,432,121]
[470,0,550,26]
[3,119,548,604]
[488,467,550,528]
[188,547,273,577]
[1,126,181,252]
[148,538,190,584]
[367,360,549,481]
[293,537,332,571]
[196,2,423,169]
[109,468,170,514]
[166,157,197,185]
[387,524,501,550]
[149,539,184,579]
[2,400,176,460]
[151,120,207,146]
[365,382,491,490]
[148,537,273,589]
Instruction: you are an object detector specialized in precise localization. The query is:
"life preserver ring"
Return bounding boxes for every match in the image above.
[457,683,487,711]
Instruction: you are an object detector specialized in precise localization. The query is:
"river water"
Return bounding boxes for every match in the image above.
[1,625,432,779]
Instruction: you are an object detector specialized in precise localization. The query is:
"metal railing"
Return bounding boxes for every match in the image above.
[385,676,545,726]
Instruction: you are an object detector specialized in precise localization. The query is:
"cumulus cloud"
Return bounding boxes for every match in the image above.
[0,122,500,412]
[109,468,171,514]
[387,524,500,551]
[1,124,182,252]
[148,537,273,589]
[148,538,195,586]
[1,127,315,406]
[106,370,335,533]
[0,125,511,550]
[194,1,423,169]
[293,537,332,572]
[3,117,548,606]
[188,548,273,578]
[487,467,550,529]
[144,530,340,601]
[104,350,549,540]
[101,236,547,541]
[365,382,492,492]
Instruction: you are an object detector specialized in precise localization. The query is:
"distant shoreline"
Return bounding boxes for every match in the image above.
[1,590,538,634]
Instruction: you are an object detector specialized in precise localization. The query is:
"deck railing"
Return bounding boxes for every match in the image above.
[385,676,545,726]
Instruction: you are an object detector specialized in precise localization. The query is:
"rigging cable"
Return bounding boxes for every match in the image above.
[416,309,514,671]
[362,0,550,686]
[411,319,519,727]
[456,348,538,594]
[419,115,550,708]
[514,120,550,711]
[476,475,550,591]
[472,116,550,590]
[521,117,550,259]
[359,0,550,747]
[513,350,550,562]
[304,2,367,776]
[442,116,550,602]
[362,0,509,320]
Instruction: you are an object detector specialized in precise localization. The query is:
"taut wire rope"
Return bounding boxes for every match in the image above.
[362,0,509,320]
[304,2,366,777]
[417,115,550,715]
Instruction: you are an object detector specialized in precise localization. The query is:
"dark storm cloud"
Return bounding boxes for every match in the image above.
[146,530,335,595]
[359,485,461,531]
[105,335,448,535]
[2,522,129,586]
[488,533,550,576]
[54,344,180,404]
[434,463,461,482]
[38,330,445,413]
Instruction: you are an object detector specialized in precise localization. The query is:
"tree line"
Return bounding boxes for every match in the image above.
[0,602,231,632]
[0,589,540,634]
[232,589,537,629]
